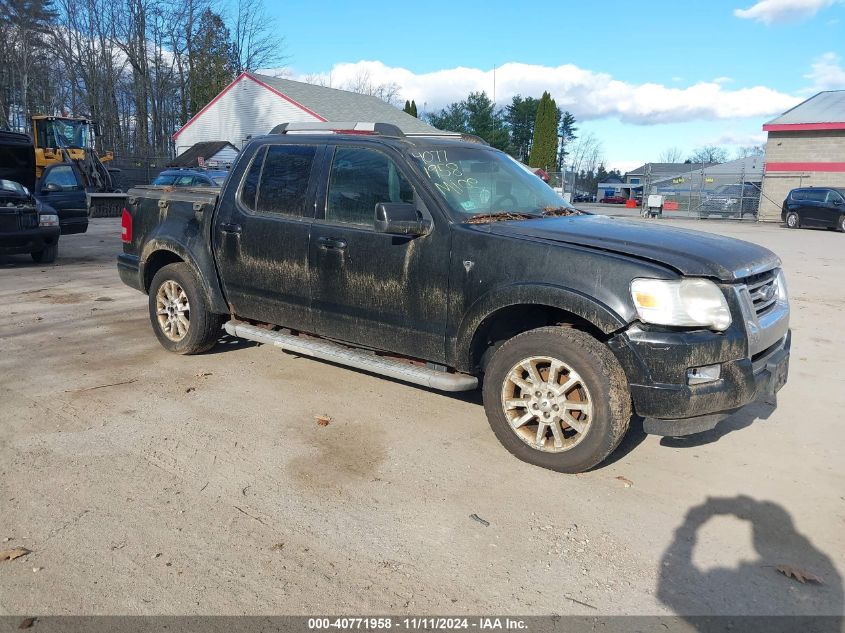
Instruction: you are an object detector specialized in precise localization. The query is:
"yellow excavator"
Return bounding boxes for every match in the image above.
[30,115,126,216]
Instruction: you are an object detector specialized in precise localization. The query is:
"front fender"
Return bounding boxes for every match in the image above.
[450,282,629,372]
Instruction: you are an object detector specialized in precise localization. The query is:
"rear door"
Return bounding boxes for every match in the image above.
[308,143,451,362]
[213,143,323,330]
[802,189,828,225]
[36,164,88,234]
[821,190,843,226]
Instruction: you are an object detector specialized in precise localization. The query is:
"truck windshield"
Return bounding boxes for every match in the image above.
[408,145,576,221]
[35,119,92,149]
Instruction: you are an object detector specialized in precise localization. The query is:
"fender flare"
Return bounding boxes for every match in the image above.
[140,236,229,314]
[451,283,628,371]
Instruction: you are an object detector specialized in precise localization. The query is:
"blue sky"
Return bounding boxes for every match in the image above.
[266,0,845,171]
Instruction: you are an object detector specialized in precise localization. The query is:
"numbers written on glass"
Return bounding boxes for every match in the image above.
[411,150,479,196]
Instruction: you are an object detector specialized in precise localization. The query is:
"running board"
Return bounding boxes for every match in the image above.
[224,321,478,392]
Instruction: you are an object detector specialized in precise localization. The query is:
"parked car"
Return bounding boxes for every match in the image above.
[0,131,61,262]
[119,121,790,473]
[152,168,229,188]
[599,195,627,204]
[782,187,845,231]
[700,183,760,218]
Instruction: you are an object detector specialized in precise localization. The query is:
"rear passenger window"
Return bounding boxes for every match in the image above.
[326,147,414,227]
[239,147,266,211]
[153,174,177,186]
[805,189,827,202]
[256,145,317,216]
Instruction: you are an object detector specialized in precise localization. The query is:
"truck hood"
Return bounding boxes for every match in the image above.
[484,214,780,281]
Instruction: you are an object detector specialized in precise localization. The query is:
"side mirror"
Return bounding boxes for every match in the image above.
[833,198,842,206]
[374,202,429,236]
[44,182,61,193]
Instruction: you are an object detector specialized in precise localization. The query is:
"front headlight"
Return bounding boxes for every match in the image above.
[775,269,789,304]
[631,278,732,331]
[38,213,59,227]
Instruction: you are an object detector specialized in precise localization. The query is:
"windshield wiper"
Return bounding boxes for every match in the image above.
[464,211,540,224]
[541,206,589,217]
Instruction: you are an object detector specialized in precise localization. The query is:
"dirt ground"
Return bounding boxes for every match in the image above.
[0,217,843,617]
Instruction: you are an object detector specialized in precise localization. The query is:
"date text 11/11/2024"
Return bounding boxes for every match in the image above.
[307,617,528,630]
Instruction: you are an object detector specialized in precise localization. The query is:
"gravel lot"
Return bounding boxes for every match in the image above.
[1,217,843,617]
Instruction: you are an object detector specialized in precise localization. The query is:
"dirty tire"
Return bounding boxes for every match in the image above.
[482,327,631,473]
[838,215,845,232]
[148,263,224,354]
[31,242,58,263]
[786,212,800,229]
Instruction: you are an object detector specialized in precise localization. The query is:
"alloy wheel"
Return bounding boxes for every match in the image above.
[155,280,190,341]
[500,356,594,453]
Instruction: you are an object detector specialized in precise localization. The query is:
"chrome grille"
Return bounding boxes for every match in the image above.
[744,269,778,317]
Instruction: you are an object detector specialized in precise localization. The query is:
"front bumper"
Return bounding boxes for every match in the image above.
[609,276,791,437]
[0,226,60,254]
[640,333,790,436]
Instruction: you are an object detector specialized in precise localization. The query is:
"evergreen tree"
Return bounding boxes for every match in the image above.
[410,100,417,118]
[403,100,411,114]
[189,9,235,115]
[425,92,508,150]
[528,91,558,171]
[557,110,577,171]
[504,95,539,162]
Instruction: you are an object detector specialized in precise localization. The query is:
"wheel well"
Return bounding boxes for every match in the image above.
[143,250,184,292]
[470,305,605,373]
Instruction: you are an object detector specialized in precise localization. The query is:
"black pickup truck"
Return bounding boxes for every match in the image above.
[118,122,790,473]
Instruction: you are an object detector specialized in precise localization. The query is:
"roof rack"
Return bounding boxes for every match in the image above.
[405,132,489,146]
[269,122,405,137]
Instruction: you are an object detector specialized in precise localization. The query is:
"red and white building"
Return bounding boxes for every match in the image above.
[759,90,845,221]
[172,72,441,156]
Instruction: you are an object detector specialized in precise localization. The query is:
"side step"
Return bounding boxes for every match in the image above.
[224,320,479,392]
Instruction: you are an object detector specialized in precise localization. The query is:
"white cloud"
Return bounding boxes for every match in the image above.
[705,131,768,146]
[289,60,801,126]
[805,51,845,89]
[734,0,841,24]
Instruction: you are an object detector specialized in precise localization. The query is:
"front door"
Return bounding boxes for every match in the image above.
[308,144,450,363]
[213,143,322,330]
[36,164,88,234]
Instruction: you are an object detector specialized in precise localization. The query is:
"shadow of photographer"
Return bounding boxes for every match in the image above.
[658,496,842,631]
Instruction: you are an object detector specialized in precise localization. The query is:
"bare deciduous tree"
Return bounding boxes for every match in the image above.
[658,146,684,163]
[688,145,729,164]
[342,69,401,106]
[229,0,286,73]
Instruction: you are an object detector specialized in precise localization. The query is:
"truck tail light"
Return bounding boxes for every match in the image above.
[121,207,132,243]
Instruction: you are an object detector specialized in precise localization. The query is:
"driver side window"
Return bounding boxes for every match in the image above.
[42,165,82,191]
[326,147,414,228]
